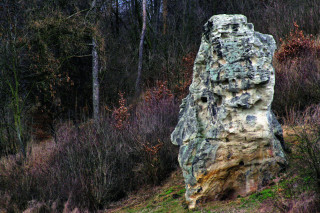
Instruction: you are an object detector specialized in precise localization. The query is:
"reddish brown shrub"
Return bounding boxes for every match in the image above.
[112,92,131,130]
[133,83,178,184]
[174,51,196,99]
[275,22,317,63]
[273,22,320,118]
[145,80,172,100]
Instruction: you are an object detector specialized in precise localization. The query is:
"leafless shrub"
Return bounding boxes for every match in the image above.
[285,105,320,189]
[0,87,179,211]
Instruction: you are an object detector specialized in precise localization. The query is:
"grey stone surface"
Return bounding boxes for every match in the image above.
[171,14,287,209]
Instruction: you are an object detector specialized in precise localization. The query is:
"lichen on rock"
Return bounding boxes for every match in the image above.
[171,14,287,209]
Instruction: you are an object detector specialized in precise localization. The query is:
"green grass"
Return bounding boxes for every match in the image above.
[116,173,279,213]
[111,170,319,213]
[122,184,187,213]
[109,131,318,213]
[113,130,320,212]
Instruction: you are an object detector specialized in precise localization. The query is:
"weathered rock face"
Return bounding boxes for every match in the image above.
[171,14,287,209]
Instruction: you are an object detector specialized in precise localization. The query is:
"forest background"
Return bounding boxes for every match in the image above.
[1,0,320,212]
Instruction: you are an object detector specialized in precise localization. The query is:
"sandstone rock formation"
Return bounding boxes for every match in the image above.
[171,14,287,209]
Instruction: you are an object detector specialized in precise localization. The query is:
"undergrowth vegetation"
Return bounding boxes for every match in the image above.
[284,105,320,190]
[269,23,320,211]
[273,23,320,118]
[0,83,179,211]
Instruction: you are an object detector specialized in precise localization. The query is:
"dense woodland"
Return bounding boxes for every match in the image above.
[1,0,320,212]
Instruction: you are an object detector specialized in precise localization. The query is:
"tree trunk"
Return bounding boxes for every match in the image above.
[115,0,119,34]
[92,38,99,123]
[92,0,100,124]
[151,0,160,32]
[135,0,146,96]
[130,0,135,16]
[163,0,168,35]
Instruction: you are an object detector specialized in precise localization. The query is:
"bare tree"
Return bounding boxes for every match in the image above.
[115,0,119,34]
[163,0,168,35]
[135,0,146,96]
[92,0,100,124]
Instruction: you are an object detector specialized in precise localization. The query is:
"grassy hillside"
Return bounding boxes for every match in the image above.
[107,127,320,213]
[109,169,316,213]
